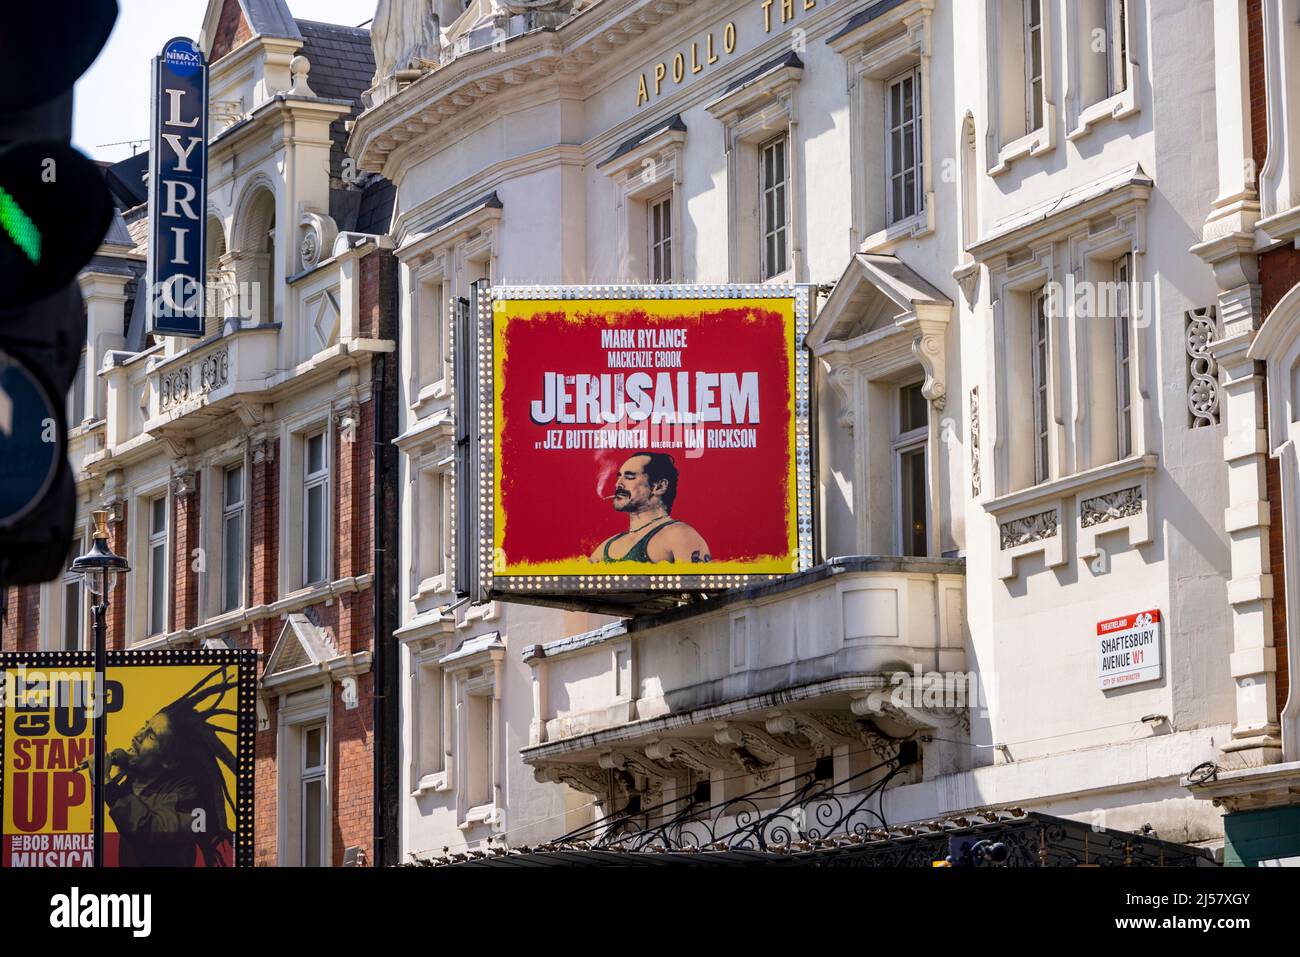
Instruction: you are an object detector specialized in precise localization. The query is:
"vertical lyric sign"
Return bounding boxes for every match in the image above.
[148,37,208,337]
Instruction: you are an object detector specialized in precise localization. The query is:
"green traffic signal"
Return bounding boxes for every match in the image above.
[0,141,112,307]
[0,184,40,265]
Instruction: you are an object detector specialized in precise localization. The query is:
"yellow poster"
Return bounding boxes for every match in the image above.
[0,650,254,867]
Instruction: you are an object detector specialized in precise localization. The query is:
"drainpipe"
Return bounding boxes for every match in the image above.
[371,247,401,865]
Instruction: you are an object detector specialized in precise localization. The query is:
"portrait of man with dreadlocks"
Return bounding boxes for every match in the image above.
[100,665,239,867]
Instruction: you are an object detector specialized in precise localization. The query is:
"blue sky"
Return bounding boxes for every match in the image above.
[74,0,375,163]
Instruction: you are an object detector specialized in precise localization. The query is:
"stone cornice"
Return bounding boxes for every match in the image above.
[209,92,354,158]
[351,0,870,177]
[970,165,1152,264]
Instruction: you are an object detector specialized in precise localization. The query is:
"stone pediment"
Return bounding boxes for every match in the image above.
[808,254,951,353]
[808,254,953,410]
[263,613,338,682]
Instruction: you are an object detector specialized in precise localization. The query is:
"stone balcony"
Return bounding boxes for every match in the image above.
[95,238,392,459]
[521,557,968,802]
[100,325,280,454]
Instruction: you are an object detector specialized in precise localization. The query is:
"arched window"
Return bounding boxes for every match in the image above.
[205,216,227,338]
[234,190,277,325]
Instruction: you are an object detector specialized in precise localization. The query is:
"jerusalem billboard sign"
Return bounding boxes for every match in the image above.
[478,284,813,604]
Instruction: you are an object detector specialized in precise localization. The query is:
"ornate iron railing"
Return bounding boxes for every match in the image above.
[550,749,909,854]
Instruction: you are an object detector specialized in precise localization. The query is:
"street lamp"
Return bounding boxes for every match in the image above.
[70,508,129,868]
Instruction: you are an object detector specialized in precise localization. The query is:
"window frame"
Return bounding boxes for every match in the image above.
[464,688,495,813]
[829,3,936,249]
[1114,253,1134,459]
[886,67,925,227]
[221,461,246,613]
[986,0,1057,175]
[414,462,450,598]
[147,494,169,637]
[411,258,451,409]
[1031,287,1052,486]
[648,193,674,284]
[60,528,88,652]
[759,133,790,281]
[302,430,330,588]
[893,381,929,557]
[1106,0,1128,98]
[68,348,87,429]
[300,723,327,868]
[1023,0,1045,134]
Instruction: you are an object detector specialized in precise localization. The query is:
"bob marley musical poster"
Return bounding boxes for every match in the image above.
[491,287,809,584]
[0,649,255,867]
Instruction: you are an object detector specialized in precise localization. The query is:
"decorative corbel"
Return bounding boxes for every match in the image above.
[535,763,607,798]
[765,711,864,748]
[645,738,735,774]
[233,401,267,428]
[250,433,276,465]
[170,467,198,498]
[598,749,677,783]
[952,261,981,308]
[100,499,126,526]
[299,210,338,273]
[827,363,857,432]
[159,435,191,461]
[713,722,803,763]
[908,318,948,412]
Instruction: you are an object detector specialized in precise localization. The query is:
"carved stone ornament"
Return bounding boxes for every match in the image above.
[829,364,856,432]
[171,468,197,497]
[999,509,1059,550]
[299,212,338,272]
[644,738,736,774]
[1186,307,1220,428]
[1080,486,1143,528]
[952,261,981,309]
[912,331,947,411]
[501,0,573,12]
[300,231,318,269]
[969,386,981,498]
[535,763,607,798]
[370,0,444,83]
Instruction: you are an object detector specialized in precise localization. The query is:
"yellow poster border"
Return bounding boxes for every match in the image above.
[492,296,800,579]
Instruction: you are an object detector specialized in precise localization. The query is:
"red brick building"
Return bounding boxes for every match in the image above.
[1,0,400,866]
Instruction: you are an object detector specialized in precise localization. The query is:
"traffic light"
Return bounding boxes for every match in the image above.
[0,1,119,586]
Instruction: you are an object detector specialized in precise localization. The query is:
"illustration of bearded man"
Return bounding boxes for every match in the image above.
[590,452,711,564]
[100,666,238,867]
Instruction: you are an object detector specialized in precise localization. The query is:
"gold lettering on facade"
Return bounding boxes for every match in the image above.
[634,1,822,106]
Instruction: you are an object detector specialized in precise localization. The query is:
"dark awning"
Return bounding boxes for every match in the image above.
[420,811,1217,868]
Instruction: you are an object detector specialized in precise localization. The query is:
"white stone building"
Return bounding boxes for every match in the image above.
[352,0,1293,862]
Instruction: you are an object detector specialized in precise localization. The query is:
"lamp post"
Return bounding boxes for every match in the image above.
[71,508,129,869]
